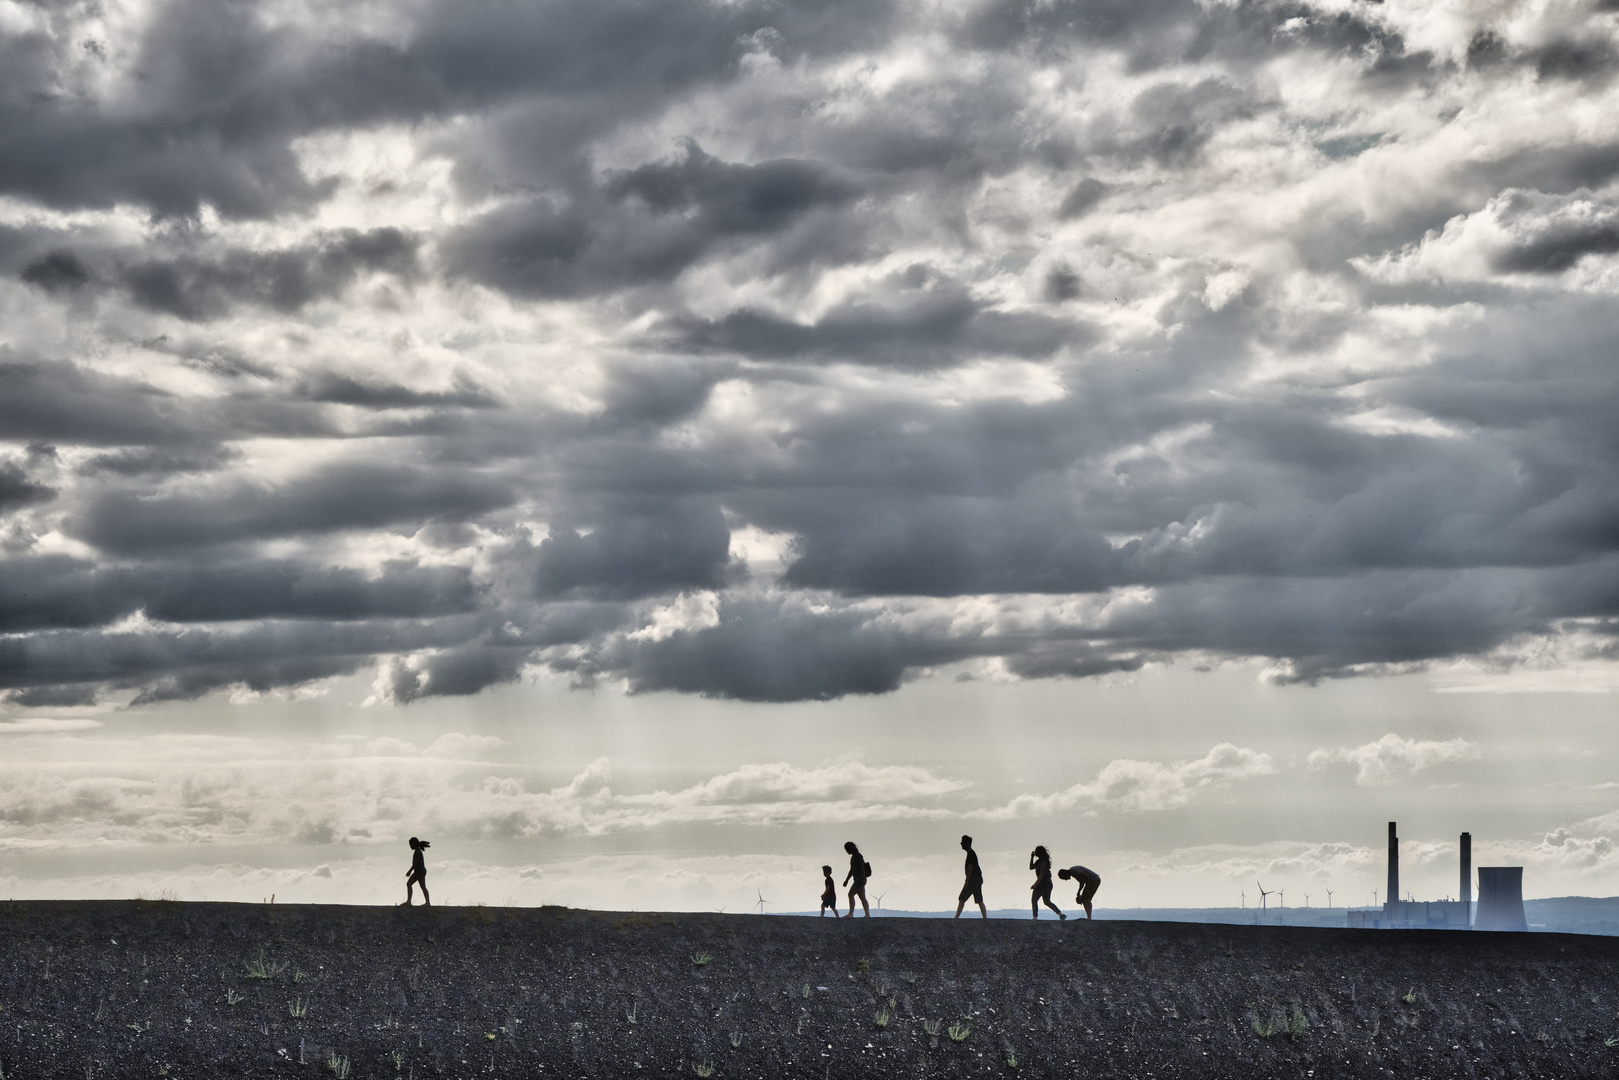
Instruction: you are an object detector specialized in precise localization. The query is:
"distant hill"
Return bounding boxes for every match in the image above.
[798,897,1619,935]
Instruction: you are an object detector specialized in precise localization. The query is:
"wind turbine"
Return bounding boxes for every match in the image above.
[1240,888,1246,909]
[1304,893,1310,908]
[873,892,886,914]
[1326,889,1333,908]
[755,889,771,916]
[1256,882,1273,912]
[1277,888,1284,909]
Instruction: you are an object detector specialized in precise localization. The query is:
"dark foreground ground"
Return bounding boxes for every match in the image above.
[3,901,1618,1079]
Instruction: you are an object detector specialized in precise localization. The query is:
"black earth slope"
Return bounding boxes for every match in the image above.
[2,900,1618,1078]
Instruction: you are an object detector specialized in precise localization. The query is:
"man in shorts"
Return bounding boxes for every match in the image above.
[1058,864,1101,919]
[953,834,987,919]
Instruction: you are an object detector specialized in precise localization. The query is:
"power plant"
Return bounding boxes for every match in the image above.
[1346,822,1525,930]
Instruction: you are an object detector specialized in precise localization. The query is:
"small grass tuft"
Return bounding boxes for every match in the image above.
[873,1008,890,1030]
[244,949,289,980]
[801,984,811,999]
[288,997,309,1019]
[325,1052,351,1079]
[900,971,918,985]
[730,1031,743,1049]
[1286,1007,1309,1041]
[690,951,713,968]
[391,1049,405,1072]
[693,1062,715,1078]
[947,1021,971,1043]
[856,958,871,973]
[1006,1053,1018,1068]
[1401,988,1417,1005]
[923,1019,941,1037]
[1606,1036,1618,1048]
[225,989,244,1006]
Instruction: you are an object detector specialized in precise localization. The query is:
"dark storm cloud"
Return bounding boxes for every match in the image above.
[565,595,979,701]
[72,464,515,554]
[3,0,1619,708]
[0,462,55,514]
[446,142,860,298]
[0,555,479,633]
[121,228,419,320]
[535,500,733,600]
[20,251,92,292]
[670,281,1081,367]
[0,355,207,447]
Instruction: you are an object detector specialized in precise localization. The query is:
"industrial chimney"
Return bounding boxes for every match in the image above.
[1387,821,1399,910]
[1460,832,1472,923]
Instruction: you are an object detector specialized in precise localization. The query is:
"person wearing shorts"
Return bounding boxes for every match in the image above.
[954,834,987,919]
[843,842,871,918]
[819,865,839,917]
[1058,864,1100,919]
[403,837,431,907]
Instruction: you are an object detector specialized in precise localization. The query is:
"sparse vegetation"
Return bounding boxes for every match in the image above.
[224,989,244,1006]
[243,949,289,980]
[1006,1052,1018,1067]
[325,1051,351,1078]
[730,1031,742,1048]
[856,958,871,973]
[693,1062,715,1077]
[923,1019,941,1037]
[900,971,918,985]
[391,1049,405,1071]
[873,1007,890,1029]
[1286,1007,1309,1040]
[1402,988,1417,1004]
[947,1021,971,1043]
[690,951,712,968]
[288,997,309,1019]
[801,984,811,999]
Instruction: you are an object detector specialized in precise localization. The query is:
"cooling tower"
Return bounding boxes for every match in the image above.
[1474,866,1527,931]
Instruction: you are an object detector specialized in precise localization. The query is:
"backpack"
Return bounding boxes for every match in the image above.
[863,859,873,878]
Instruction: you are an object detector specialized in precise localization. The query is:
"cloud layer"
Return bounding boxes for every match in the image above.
[2,0,1619,705]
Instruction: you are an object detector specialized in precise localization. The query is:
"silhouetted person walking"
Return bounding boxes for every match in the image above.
[1058,864,1100,919]
[1030,845,1065,920]
[403,837,431,907]
[820,864,839,918]
[843,841,871,918]
[954,834,987,919]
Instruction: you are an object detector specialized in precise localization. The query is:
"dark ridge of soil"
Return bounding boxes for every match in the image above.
[2,901,1617,1079]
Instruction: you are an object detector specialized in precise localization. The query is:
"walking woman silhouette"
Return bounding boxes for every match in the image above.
[403,837,431,907]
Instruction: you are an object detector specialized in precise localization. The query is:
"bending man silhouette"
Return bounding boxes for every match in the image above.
[403,837,431,907]
[1058,864,1100,919]
[954,834,988,919]
[1030,845,1065,920]
[843,841,871,918]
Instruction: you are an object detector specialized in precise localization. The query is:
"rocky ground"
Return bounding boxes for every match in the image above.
[3,900,1618,1078]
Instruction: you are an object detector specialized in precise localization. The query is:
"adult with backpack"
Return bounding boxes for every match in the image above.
[843,841,872,918]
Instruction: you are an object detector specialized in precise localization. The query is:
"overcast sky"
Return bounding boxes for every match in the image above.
[3,0,1619,913]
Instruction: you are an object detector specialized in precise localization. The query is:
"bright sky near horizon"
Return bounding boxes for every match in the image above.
[2,0,1619,914]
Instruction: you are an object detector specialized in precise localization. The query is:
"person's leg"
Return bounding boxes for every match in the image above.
[857,885,870,917]
[847,887,858,919]
[954,883,969,919]
[975,884,988,919]
[420,879,431,907]
[1041,886,1063,918]
[1081,879,1097,919]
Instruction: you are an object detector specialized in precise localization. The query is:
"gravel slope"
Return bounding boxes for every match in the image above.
[2,900,1617,1078]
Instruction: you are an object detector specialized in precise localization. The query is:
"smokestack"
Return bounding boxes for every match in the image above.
[1387,821,1399,910]
[1460,832,1472,916]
